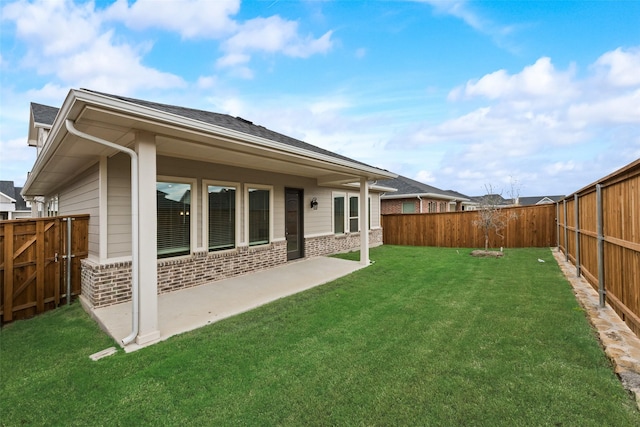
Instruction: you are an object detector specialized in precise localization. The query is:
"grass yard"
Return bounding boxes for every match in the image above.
[1,246,639,426]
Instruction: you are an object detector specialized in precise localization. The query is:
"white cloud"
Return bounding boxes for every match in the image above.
[2,0,186,95]
[217,15,333,72]
[394,47,640,195]
[25,83,69,102]
[415,170,435,183]
[450,57,577,102]
[104,0,240,39]
[545,161,577,176]
[593,47,640,87]
[0,137,35,185]
[2,0,99,57]
[196,76,218,89]
[57,31,185,93]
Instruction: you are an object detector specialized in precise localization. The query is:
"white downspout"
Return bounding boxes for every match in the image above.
[65,120,140,346]
[417,196,423,213]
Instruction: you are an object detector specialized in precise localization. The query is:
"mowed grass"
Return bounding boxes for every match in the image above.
[1,246,639,426]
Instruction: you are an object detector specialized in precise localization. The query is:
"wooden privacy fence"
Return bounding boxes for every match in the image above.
[557,159,640,336]
[382,204,556,248]
[0,215,89,324]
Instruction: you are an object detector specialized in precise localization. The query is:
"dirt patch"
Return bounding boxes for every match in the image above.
[470,250,504,258]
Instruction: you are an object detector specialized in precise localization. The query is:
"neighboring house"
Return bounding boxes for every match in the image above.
[378,174,472,214]
[470,194,565,208]
[21,88,396,346]
[514,195,565,206]
[0,181,31,220]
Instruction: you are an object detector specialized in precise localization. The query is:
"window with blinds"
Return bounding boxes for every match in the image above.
[248,188,269,246]
[157,182,191,258]
[334,195,345,234]
[208,185,236,251]
[349,195,359,232]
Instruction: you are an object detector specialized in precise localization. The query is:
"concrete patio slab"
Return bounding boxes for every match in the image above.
[86,256,366,352]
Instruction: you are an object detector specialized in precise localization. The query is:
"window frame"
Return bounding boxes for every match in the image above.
[156,176,197,259]
[244,184,273,247]
[402,201,416,214]
[349,194,359,232]
[332,192,347,235]
[203,180,241,252]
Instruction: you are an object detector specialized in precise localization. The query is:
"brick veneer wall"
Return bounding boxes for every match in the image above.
[81,230,383,309]
[381,198,459,214]
[81,241,287,308]
[381,199,411,214]
[304,228,383,257]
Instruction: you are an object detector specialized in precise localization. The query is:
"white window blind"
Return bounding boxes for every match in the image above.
[248,188,269,246]
[208,185,236,251]
[157,182,191,258]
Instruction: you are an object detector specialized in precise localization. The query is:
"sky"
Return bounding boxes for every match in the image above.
[1,0,639,198]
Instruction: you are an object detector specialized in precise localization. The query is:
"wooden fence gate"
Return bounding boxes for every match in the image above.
[0,215,89,324]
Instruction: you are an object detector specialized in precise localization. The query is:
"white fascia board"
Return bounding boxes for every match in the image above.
[0,192,17,203]
[76,89,396,180]
[342,182,397,192]
[381,192,463,201]
[23,90,78,195]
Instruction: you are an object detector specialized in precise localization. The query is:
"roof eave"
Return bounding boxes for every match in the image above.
[77,89,394,181]
[381,192,468,201]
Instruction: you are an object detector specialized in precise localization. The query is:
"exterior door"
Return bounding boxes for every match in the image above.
[285,188,304,260]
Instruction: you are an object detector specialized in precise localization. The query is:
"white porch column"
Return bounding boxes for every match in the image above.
[29,197,39,218]
[135,132,160,345]
[359,177,369,265]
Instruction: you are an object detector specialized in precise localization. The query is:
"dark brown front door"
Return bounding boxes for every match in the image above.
[285,188,303,260]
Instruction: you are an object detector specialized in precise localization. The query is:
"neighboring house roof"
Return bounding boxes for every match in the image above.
[517,195,565,206]
[378,175,470,201]
[470,194,565,206]
[31,102,59,126]
[0,181,28,215]
[470,194,511,206]
[28,102,59,147]
[14,187,27,210]
[0,180,17,203]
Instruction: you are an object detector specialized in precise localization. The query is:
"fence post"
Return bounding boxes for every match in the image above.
[3,223,14,323]
[596,184,606,308]
[556,202,560,248]
[66,217,72,305]
[574,194,581,278]
[563,200,569,262]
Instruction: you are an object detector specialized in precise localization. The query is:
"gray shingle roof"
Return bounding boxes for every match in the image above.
[14,187,27,210]
[378,175,467,199]
[82,89,379,169]
[31,102,59,126]
[517,195,565,206]
[0,181,28,210]
[0,180,16,200]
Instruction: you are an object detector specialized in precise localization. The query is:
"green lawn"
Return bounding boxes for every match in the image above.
[1,246,639,426]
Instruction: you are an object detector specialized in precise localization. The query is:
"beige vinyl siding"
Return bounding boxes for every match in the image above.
[370,193,381,228]
[58,163,100,258]
[107,153,132,258]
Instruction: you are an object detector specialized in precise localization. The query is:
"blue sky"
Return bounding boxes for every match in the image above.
[1,0,639,197]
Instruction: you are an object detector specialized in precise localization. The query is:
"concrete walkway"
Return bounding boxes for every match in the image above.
[87,256,366,352]
[553,249,640,408]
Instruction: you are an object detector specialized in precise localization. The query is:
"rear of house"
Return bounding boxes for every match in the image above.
[21,88,396,345]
